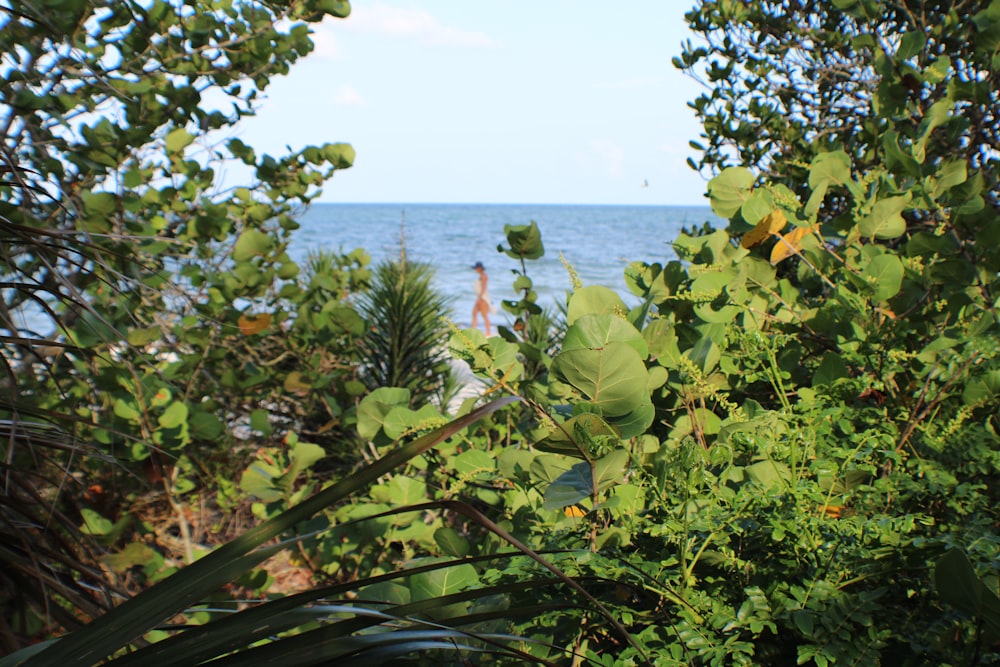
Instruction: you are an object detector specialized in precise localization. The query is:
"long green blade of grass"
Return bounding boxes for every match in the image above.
[15,397,517,667]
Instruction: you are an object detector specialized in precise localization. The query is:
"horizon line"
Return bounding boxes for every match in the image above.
[310,200,712,207]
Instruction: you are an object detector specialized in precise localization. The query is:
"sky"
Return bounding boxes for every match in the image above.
[236,2,710,206]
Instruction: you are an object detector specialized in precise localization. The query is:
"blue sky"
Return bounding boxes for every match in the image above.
[238,2,709,206]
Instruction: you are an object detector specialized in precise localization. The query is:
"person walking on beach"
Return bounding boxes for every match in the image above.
[471,261,493,335]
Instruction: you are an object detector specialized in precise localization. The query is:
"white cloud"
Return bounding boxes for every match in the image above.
[590,140,625,177]
[332,84,367,107]
[345,3,500,47]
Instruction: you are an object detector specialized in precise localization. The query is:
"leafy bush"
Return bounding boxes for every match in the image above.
[6,0,1000,665]
[0,0,358,648]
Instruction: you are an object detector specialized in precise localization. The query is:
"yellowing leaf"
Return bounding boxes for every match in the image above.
[770,225,818,264]
[238,312,272,335]
[741,209,787,249]
[283,371,311,395]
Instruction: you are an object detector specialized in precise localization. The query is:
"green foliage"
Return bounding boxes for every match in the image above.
[433,5,1000,655]
[6,0,1000,664]
[0,0,369,650]
[357,256,456,407]
[678,0,999,202]
[0,399,545,667]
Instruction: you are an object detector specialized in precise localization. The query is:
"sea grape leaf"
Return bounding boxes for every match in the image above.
[232,229,273,261]
[770,225,816,264]
[100,543,162,575]
[930,159,967,198]
[809,150,853,191]
[739,189,774,226]
[501,220,544,260]
[321,142,355,168]
[741,209,787,248]
[882,130,922,178]
[593,448,629,491]
[249,409,272,436]
[82,190,117,217]
[543,449,630,510]
[687,336,720,374]
[691,268,740,323]
[318,0,352,18]
[924,55,951,84]
[534,413,619,459]
[551,342,650,418]
[859,194,911,239]
[610,401,655,440]
[114,398,139,421]
[542,462,591,509]
[935,548,1000,642]
[287,440,326,482]
[914,99,954,163]
[382,403,441,440]
[240,459,284,503]
[864,254,904,301]
[806,150,856,216]
[283,371,310,394]
[238,312,272,335]
[745,460,791,489]
[165,128,195,154]
[408,560,479,619]
[159,401,188,429]
[356,387,411,441]
[963,371,1000,406]
[529,454,575,485]
[566,286,628,325]
[189,410,224,440]
[434,527,470,558]
[896,30,926,59]
[668,409,722,440]
[562,313,647,358]
[707,167,754,218]
[358,581,410,606]
[385,475,428,506]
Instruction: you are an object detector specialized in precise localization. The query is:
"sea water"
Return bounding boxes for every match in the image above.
[290,203,723,328]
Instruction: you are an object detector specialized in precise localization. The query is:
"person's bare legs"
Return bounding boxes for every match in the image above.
[472,301,491,335]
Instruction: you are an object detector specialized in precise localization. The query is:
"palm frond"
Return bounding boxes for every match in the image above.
[7,398,519,667]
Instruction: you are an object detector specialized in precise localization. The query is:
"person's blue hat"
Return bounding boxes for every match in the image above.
[471,261,484,269]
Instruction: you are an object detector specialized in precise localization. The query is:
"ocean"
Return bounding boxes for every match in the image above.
[290,203,723,328]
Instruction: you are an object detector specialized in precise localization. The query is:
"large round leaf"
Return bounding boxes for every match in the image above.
[566,285,628,325]
[551,342,649,418]
[232,229,273,261]
[562,313,647,358]
[863,254,904,301]
[357,387,411,441]
[707,167,754,218]
[501,220,544,260]
[859,194,911,239]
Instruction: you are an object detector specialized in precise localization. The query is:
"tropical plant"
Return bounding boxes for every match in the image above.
[1,0,356,649]
[0,398,560,666]
[441,2,1000,657]
[677,0,999,203]
[6,0,1000,664]
[357,253,456,408]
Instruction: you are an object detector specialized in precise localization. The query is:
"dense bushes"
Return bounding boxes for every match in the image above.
[4,0,1000,665]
